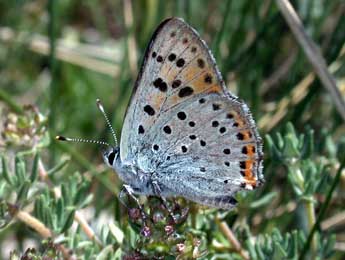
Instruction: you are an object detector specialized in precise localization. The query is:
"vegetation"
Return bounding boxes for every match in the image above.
[0,0,344,259]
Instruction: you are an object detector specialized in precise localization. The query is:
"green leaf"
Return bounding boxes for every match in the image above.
[250,192,277,209]
[14,156,26,185]
[17,180,30,202]
[61,183,71,206]
[52,211,59,232]
[113,248,122,260]
[56,197,64,220]
[1,155,13,185]
[47,157,69,175]
[109,222,124,245]
[323,234,336,258]
[34,196,44,221]
[283,134,300,159]
[73,182,89,206]
[30,153,39,183]
[60,210,75,233]
[273,241,288,258]
[0,182,7,197]
[246,239,257,259]
[45,207,54,230]
[301,129,314,159]
[96,245,114,260]
[265,135,282,161]
[79,194,93,209]
[255,241,265,260]
[76,241,94,249]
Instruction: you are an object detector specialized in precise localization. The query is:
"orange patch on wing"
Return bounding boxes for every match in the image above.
[240,131,252,140]
[205,84,222,94]
[165,67,181,82]
[188,71,218,91]
[180,66,200,82]
[247,145,256,156]
[234,117,245,127]
[241,159,257,186]
[160,64,171,76]
[245,160,253,170]
[150,93,165,108]
[190,76,209,91]
[169,94,180,105]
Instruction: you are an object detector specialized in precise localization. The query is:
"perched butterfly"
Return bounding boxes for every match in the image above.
[57,17,264,210]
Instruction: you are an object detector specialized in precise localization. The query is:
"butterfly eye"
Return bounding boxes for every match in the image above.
[107,152,116,166]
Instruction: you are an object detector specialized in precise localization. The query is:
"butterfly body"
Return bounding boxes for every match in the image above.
[104,18,264,209]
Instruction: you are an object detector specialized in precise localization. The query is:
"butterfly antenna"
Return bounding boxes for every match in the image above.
[56,135,110,146]
[96,99,118,147]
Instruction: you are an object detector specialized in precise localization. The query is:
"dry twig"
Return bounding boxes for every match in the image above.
[275,0,345,120]
[7,204,74,260]
[259,48,344,131]
[217,220,249,260]
[0,27,120,77]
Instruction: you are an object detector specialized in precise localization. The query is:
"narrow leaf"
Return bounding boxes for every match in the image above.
[56,197,64,221]
[47,157,69,175]
[1,155,13,185]
[14,156,26,185]
[60,210,75,233]
[250,192,277,209]
[30,153,39,183]
[17,180,30,202]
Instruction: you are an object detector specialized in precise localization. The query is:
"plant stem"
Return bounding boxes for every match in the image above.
[299,157,345,259]
[216,219,249,260]
[8,203,52,238]
[305,199,316,254]
[48,0,58,165]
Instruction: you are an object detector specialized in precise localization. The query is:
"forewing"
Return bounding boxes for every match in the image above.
[120,17,226,165]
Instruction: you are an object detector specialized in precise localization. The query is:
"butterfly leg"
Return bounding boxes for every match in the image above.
[151,181,177,224]
[119,184,149,226]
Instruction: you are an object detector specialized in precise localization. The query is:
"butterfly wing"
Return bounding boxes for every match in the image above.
[120,18,263,208]
[153,93,263,208]
[121,18,226,164]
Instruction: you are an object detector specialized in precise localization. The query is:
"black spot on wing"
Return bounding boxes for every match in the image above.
[163,125,172,134]
[138,125,145,134]
[176,58,185,67]
[156,55,163,62]
[168,53,176,61]
[223,148,231,154]
[177,111,187,120]
[144,105,155,116]
[172,80,182,89]
[197,58,205,68]
[178,86,194,98]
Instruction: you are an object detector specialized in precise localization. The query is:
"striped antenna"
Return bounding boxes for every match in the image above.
[56,136,110,146]
[96,99,118,146]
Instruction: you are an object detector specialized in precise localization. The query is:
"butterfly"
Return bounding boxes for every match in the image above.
[58,17,264,210]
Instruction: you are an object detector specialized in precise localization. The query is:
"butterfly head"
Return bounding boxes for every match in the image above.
[103,146,120,168]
